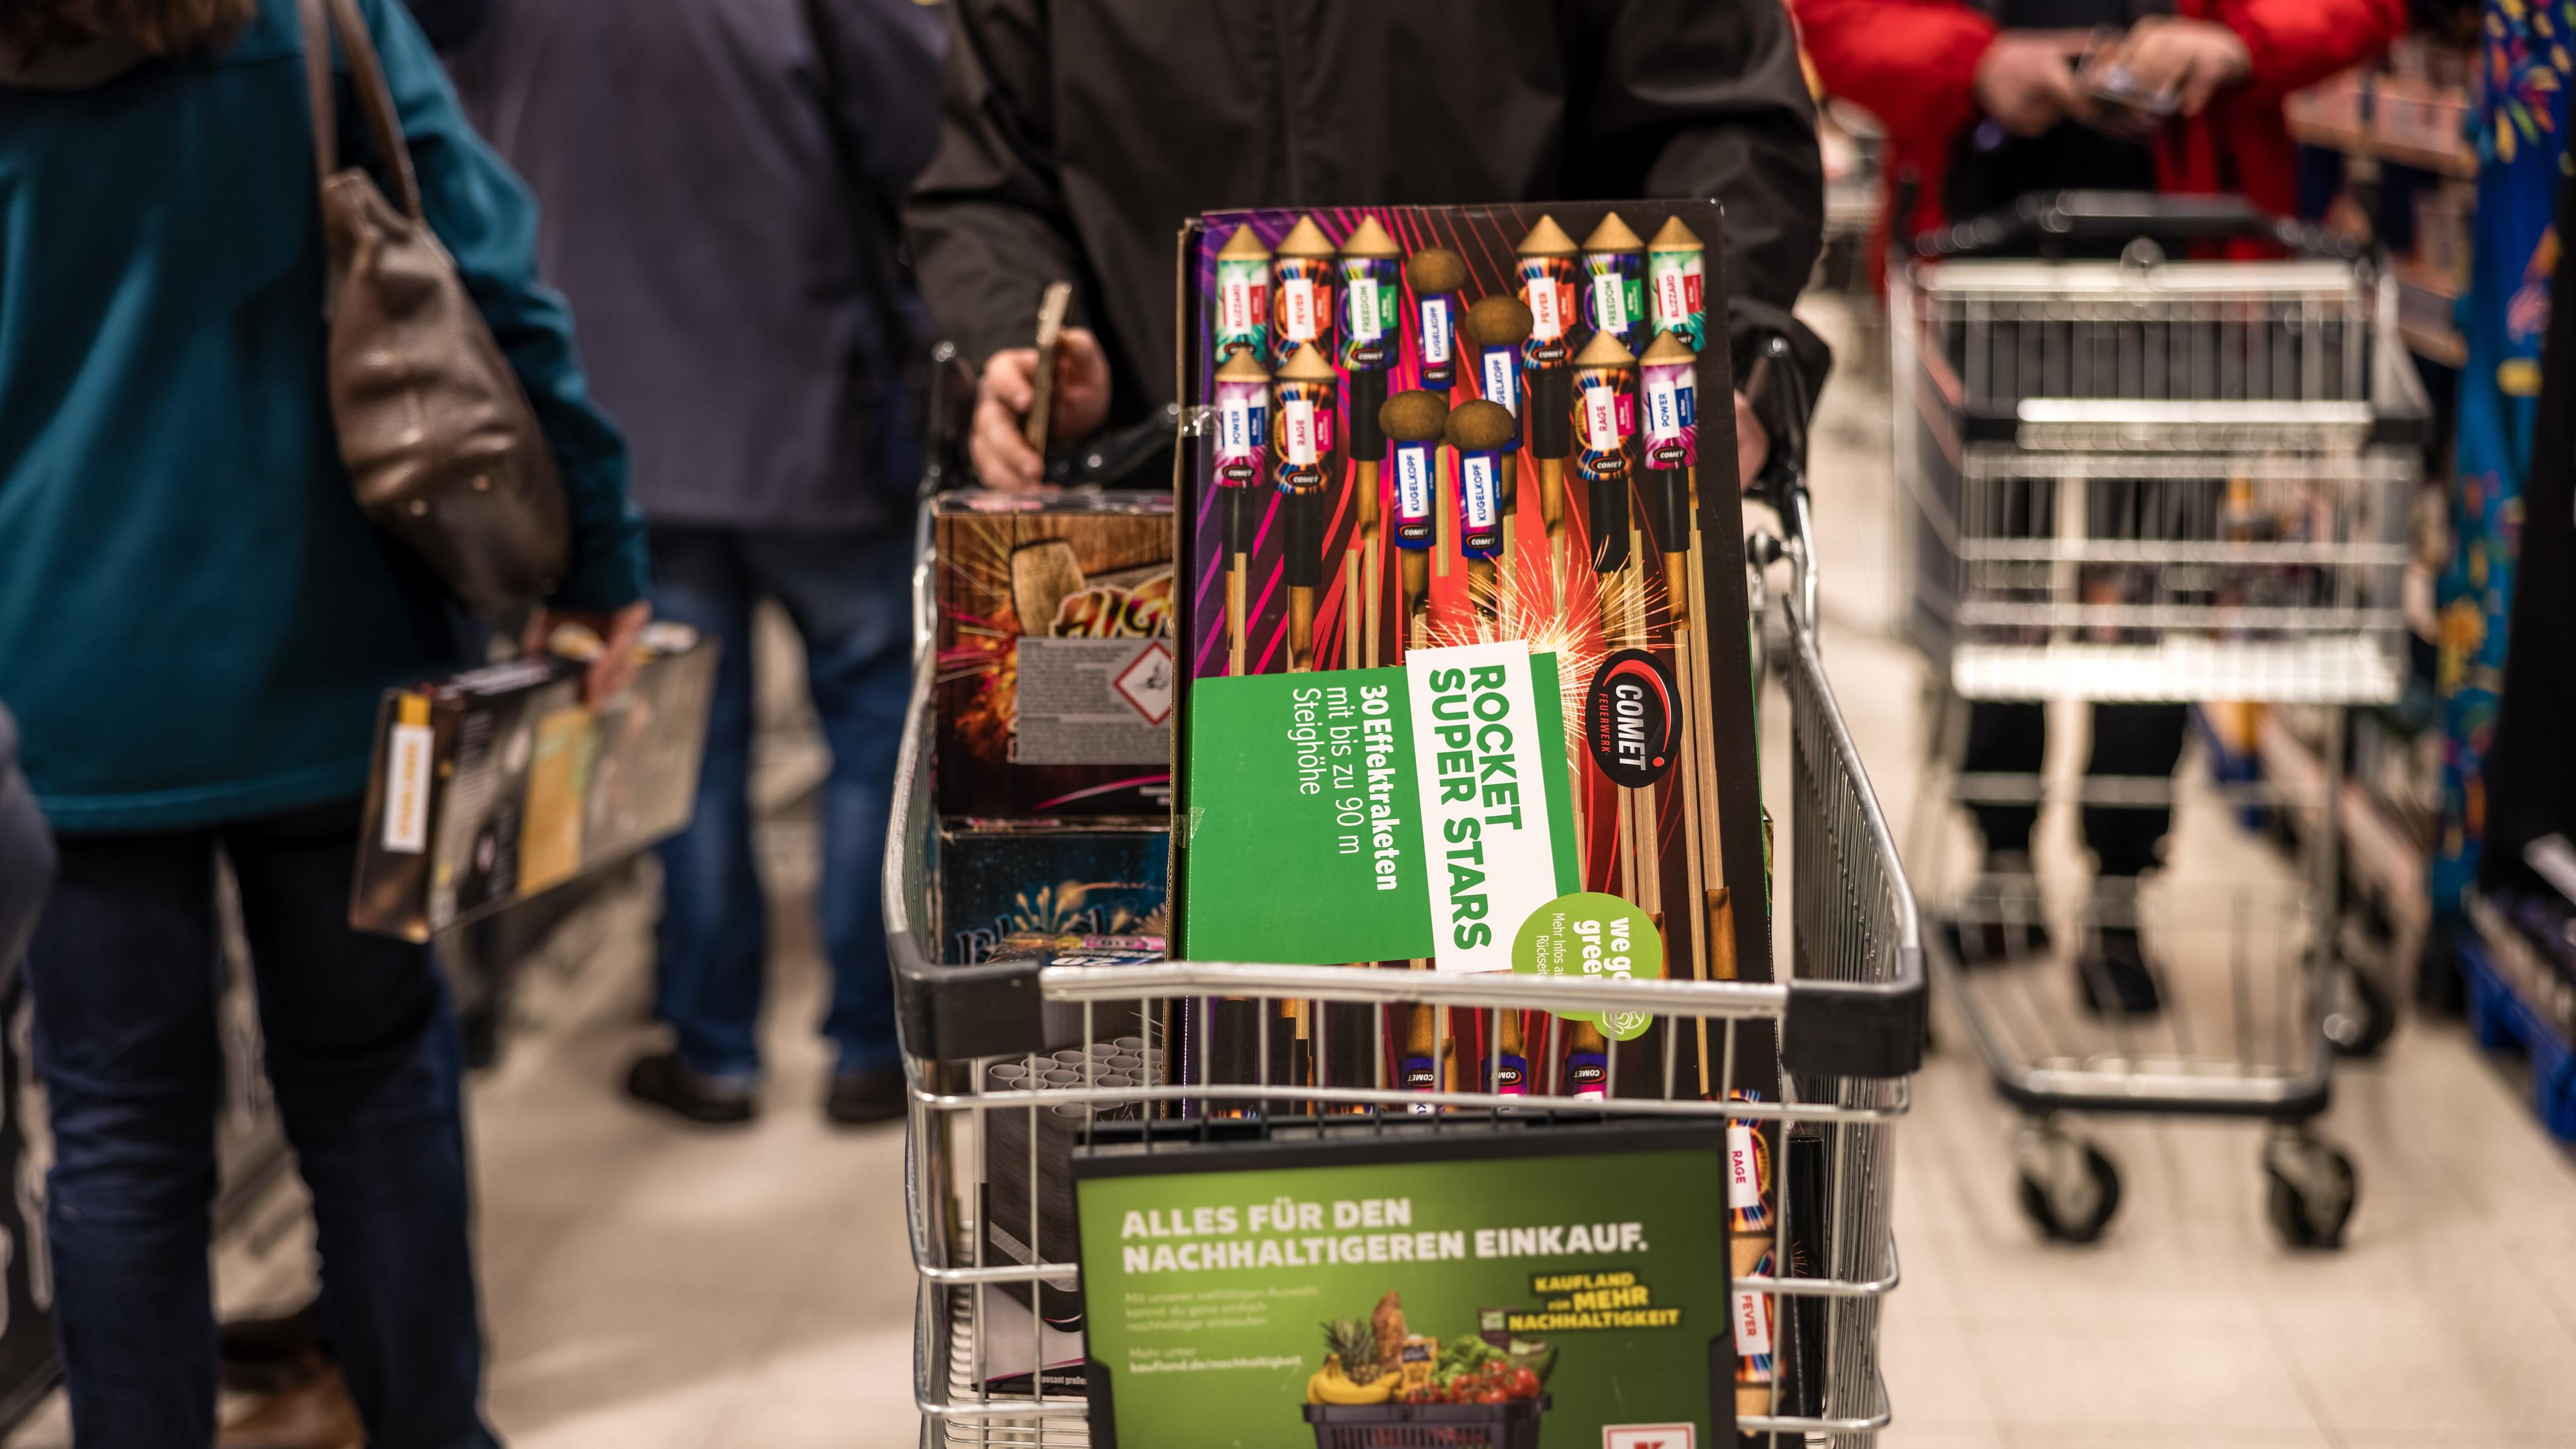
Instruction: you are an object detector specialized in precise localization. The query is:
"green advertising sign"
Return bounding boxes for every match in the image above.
[1075,1126,1733,1448]
[1181,642,1579,971]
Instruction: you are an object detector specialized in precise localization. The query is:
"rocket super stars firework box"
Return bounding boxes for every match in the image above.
[1170,201,1767,1002]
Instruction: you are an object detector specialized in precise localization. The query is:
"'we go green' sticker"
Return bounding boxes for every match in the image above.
[1511,892,1662,1041]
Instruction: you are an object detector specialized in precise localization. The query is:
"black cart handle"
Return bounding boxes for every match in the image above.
[1913,190,2364,264]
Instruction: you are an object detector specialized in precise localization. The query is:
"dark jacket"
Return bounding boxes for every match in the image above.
[0,0,649,833]
[906,0,1829,432]
[450,0,949,529]
[0,708,52,989]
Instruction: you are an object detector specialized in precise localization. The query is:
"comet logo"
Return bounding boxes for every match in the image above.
[1583,649,1680,790]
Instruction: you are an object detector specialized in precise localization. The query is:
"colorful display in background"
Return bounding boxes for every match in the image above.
[2435,1,2571,926]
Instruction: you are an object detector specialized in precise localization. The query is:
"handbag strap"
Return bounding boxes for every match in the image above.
[297,0,424,221]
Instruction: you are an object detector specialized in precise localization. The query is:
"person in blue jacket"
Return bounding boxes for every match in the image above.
[0,0,650,1441]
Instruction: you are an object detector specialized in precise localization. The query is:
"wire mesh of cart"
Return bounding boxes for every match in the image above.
[1891,193,2428,1247]
[885,485,1925,1447]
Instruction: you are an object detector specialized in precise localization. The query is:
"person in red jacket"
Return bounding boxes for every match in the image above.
[1796,0,2407,259]
[1796,0,2404,1012]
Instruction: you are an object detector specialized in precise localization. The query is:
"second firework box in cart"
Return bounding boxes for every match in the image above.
[1160,201,1782,1444]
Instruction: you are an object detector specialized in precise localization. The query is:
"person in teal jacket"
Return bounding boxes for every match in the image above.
[0,0,648,1440]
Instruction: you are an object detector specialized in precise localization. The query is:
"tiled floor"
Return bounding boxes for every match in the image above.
[17,296,2576,1448]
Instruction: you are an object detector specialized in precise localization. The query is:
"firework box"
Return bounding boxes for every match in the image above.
[1170,201,1770,1004]
[934,490,1176,823]
[350,629,717,942]
[985,931,1169,1051]
[938,824,1171,967]
[1072,1119,1741,1446]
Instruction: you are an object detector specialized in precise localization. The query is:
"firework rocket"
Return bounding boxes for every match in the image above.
[1340,216,1401,670]
[1214,350,1270,676]
[1379,390,1450,651]
[1270,215,1335,368]
[1215,224,1270,363]
[1443,399,1515,641]
[1407,247,1469,392]
[1581,212,1647,354]
[1273,345,1338,673]
[1517,215,1580,623]
[1647,215,1707,354]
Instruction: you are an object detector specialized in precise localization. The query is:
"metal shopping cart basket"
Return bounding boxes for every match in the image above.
[1893,192,2427,1246]
[885,473,1925,1446]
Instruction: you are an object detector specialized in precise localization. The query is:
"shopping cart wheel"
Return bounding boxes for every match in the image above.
[2322,955,2397,1059]
[2012,1124,2121,1244]
[2262,1132,2358,1250]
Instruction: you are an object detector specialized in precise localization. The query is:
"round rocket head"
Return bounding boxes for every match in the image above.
[1444,398,1518,453]
[1405,247,1470,295]
[1463,294,1534,350]
[1379,389,1450,445]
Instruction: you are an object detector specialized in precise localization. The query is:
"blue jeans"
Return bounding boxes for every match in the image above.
[25,801,496,1449]
[649,526,912,1081]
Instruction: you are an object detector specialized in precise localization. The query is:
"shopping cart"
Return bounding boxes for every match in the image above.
[885,468,1925,1446]
[1894,192,2427,1247]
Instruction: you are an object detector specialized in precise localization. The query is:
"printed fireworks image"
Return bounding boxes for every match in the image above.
[940,826,1172,965]
[933,498,1176,820]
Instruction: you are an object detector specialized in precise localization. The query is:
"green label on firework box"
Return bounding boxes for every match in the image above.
[1181,642,1578,971]
[1075,1124,1734,1447]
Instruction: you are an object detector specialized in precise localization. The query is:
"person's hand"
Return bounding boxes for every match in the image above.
[2102,16,2251,117]
[522,600,652,703]
[1974,31,2091,138]
[1735,389,1770,493]
[971,327,1113,491]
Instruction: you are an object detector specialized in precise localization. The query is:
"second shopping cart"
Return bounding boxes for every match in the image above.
[1896,192,2428,1246]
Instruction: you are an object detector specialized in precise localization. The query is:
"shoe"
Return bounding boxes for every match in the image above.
[217,1351,362,1449]
[625,1049,759,1126]
[219,1303,322,1395]
[825,1065,905,1128]
[1938,851,2051,967]
[2076,924,2163,1016]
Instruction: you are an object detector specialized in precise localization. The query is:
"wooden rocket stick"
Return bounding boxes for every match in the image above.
[1380,390,1449,658]
[1517,215,1580,628]
[1273,347,1338,673]
[1444,400,1516,645]
[1460,296,1532,638]
[1340,217,1400,672]
[1214,350,1271,677]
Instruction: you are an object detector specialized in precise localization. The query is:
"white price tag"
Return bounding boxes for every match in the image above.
[1281,276,1318,341]
[1584,390,1620,451]
[1654,267,1692,329]
[381,722,433,855]
[1220,275,1257,333]
[1481,350,1517,414]
[1727,1122,1763,1210]
[1593,273,1629,333]
[1733,1287,1774,1358]
[1283,396,1318,466]
[1419,298,1452,363]
[1528,276,1563,339]
[1350,276,1382,343]
[1462,455,1499,527]
[1395,443,1433,521]
[1218,395,1253,454]
[1646,379,1685,441]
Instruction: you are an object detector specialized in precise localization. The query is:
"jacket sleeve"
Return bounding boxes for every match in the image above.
[363,0,651,613]
[1790,0,1995,148]
[1577,0,1833,462]
[2214,0,2408,99]
[902,0,1098,378]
